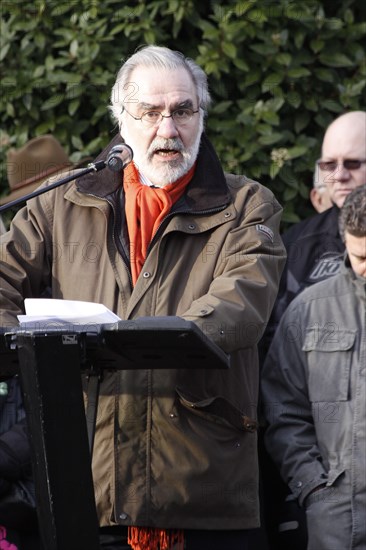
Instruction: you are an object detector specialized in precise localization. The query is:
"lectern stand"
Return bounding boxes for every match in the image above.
[1,318,229,550]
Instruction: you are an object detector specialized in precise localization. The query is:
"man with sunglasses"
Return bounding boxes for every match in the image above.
[268,111,366,332]
[1,46,286,549]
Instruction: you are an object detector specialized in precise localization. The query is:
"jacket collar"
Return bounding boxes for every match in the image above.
[76,133,231,211]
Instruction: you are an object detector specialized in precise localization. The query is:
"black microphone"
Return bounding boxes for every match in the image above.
[106,144,133,172]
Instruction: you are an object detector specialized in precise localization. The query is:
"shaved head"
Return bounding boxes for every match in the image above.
[319,111,366,207]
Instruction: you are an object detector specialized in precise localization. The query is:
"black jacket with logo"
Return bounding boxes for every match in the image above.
[260,206,344,358]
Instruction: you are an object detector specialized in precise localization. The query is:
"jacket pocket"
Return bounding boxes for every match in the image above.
[305,468,346,509]
[175,387,257,433]
[302,327,356,402]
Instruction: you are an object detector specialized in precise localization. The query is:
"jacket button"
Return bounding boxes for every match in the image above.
[296,481,303,488]
[142,271,151,278]
[188,223,196,230]
[119,512,128,520]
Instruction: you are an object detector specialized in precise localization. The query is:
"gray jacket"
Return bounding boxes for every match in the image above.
[261,259,366,550]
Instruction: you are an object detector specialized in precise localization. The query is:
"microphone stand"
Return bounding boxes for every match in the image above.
[0,160,106,214]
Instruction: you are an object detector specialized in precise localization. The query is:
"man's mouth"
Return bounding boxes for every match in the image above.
[148,138,184,161]
[336,187,353,194]
[153,148,181,159]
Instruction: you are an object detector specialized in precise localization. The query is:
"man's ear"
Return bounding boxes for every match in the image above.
[310,188,323,213]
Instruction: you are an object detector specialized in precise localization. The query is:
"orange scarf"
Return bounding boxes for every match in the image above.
[124,162,195,285]
[124,162,195,547]
[128,526,184,550]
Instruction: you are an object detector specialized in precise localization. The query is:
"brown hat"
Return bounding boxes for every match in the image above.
[0,135,74,206]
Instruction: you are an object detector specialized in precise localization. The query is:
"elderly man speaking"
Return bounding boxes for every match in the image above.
[0,46,286,550]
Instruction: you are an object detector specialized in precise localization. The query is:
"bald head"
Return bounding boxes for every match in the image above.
[318,111,366,208]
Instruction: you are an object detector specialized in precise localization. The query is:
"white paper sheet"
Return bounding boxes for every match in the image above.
[17,298,121,327]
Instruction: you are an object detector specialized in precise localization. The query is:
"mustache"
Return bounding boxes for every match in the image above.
[147,138,184,157]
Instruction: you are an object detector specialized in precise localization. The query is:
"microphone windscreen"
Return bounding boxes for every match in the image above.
[106,144,133,172]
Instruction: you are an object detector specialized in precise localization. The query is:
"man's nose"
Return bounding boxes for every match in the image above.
[156,116,179,139]
[335,163,351,181]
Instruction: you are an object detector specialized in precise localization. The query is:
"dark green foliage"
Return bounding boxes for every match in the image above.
[1,0,365,226]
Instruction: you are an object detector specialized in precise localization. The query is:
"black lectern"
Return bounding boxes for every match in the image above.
[1,318,229,550]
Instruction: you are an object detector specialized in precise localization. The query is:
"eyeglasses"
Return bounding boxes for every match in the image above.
[316,159,366,172]
[123,107,199,127]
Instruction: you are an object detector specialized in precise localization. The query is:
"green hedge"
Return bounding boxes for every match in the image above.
[1,0,365,226]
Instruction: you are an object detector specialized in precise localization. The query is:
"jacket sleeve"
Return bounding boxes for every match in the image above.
[182,182,287,354]
[260,302,329,505]
[0,195,53,327]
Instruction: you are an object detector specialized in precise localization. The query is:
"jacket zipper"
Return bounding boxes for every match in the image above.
[81,191,133,289]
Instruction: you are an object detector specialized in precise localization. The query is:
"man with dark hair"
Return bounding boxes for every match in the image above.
[0,45,286,549]
[261,184,366,550]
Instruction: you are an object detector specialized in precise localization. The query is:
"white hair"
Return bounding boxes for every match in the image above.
[109,45,211,126]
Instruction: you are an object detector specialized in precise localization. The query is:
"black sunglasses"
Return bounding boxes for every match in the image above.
[317,159,366,172]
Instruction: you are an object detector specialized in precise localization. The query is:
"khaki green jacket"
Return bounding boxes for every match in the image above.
[0,134,286,529]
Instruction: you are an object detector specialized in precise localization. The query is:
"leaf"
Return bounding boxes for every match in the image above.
[35,121,54,134]
[344,79,366,97]
[282,208,300,224]
[304,97,318,111]
[310,39,324,54]
[287,145,308,159]
[319,53,354,68]
[33,66,45,78]
[40,95,64,110]
[313,68,335,83]
[322,100,343,113]
[250,43,275,56]
[212,101,233,114]
[0,43,10,62]
[6,102,15,117]
[258,133,283,145]
[68,99,80,116]
[294,112,310,133]
[270,163,281,179]
[262,111,280,125]
[233,58,249,71]
[23,94,32,111]
[287,67,311,78]
[222,42,237,59]
[287,92,301,109]
[276,53,292,66]
[262,73,284,93]
[71,135,83,150]
[284,187,298,200]
[325,18,344,31]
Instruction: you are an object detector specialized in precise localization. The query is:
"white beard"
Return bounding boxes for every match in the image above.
[121,116,203,187]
